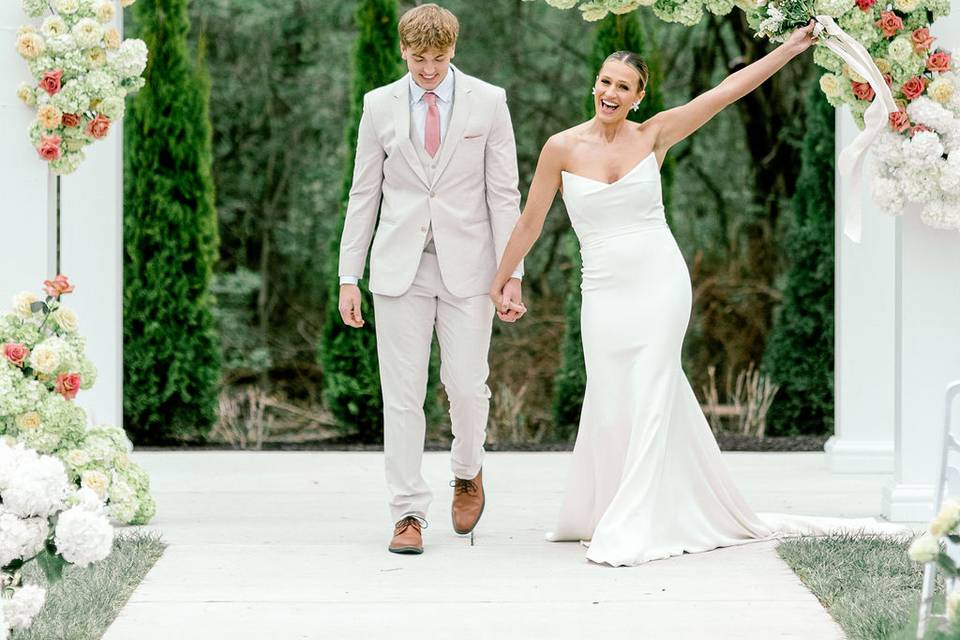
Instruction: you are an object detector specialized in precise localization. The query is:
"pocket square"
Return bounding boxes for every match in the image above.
[464,133,484,140]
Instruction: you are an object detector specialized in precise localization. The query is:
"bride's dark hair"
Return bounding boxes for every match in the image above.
[603,51,649,91]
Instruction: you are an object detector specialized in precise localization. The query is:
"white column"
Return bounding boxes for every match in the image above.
[1,6,124,429]
[881,11,960,522]
[827,109,897,473]
[0,6,56,297]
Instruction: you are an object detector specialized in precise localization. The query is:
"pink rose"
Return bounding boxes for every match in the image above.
[85,113,110,139]
[912,28,936,54]
[852,81,875,102]
[889,109,910,133]
[876,12,904,38]
[3,343,29,368]
[43,274,75,297]
[883,73,893,87]
[927,51,952,73]
[39,70,63,96]
[901,76,927,101]
[61,113,81,128]
[55,373,81,400]
[37,135,61,161]
[855,0,876,9]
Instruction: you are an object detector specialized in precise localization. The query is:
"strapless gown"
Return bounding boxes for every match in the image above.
[548,152,904,567]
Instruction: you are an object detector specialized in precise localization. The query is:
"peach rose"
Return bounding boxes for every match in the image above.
[928,51,952,73]
[85,113,110,139]
[912,28,936,54]
[55,372,81,400]
[38,135,62,161]
[876,12,904,38]
[889,109,910,133]
[43,274,75,297]
[852,81,875,101]
[3,343,30,368]
[901,76,927,100]
[39,69,63,96]
[61,113,81,128]
[883,73,893,87]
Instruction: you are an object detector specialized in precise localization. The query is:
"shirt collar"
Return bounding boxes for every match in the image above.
[408,66,455,106]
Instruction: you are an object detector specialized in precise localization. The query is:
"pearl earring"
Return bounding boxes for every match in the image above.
[591,87,597,96]
[631,100,641,112]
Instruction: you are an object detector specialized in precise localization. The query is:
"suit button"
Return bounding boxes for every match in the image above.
[430,191,437,198]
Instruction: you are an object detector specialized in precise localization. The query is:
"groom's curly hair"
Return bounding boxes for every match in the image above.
[398,4,459,52]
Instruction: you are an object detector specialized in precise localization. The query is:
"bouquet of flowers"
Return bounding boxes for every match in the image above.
[909,497,960,633]
[14,0,148,175]
[1,276,156,525]
[0,439,115,636]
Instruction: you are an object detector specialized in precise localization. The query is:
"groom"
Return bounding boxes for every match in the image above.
[337,3,525,554]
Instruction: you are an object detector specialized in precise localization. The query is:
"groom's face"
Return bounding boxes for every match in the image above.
[401,45,455,91]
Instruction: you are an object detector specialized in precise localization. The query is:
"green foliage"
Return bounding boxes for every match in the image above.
[553,12,670,436]
[762,72,835,436]
[124,0,221,444]
[318,0,402,442]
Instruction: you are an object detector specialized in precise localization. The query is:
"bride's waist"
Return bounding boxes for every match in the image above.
[576,219,669,250]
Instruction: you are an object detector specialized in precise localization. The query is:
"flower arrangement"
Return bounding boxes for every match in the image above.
[527,0,960,232]
[0,439,115,636]
[14,0,148,175]
[1,276,156,526]
[908,497,960,632]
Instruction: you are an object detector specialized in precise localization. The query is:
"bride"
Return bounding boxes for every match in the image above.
[489,23,901,567]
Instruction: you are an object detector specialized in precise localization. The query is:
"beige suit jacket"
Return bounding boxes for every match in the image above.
[338,68,522,298]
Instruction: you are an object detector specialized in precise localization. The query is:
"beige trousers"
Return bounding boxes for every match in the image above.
[373,251,494,523]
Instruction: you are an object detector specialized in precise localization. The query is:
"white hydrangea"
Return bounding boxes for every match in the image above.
[2,584,46,631]
[53,503,113,566]
[872,173,907,215]
[0,442,68,518]
[109,39,148,78]
[0,510,48,566]
[922,198,960,229]
[902,131,945,167]
[940,153,960,195]
[813,0,854,17]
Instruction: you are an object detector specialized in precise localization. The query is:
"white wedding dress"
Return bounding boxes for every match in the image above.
[549,152,905,567]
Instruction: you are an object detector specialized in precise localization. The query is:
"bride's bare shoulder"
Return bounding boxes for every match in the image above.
[543,123,590,158]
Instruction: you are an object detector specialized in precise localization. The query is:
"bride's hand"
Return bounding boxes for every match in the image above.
[785,20,818,56]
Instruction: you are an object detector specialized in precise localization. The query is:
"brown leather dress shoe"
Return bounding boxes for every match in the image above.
[451,469,485,535]
[388,516,424,555]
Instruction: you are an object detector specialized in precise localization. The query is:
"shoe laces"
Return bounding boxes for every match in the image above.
[451,476,479,497]
[394,515,426,535]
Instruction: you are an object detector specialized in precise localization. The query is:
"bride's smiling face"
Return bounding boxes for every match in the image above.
[593,60,645,123]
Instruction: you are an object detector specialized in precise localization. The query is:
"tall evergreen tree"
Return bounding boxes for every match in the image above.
[124,1,221,444]
[762,74,835,436]
[318,0,402,442]
[552,13,669,436]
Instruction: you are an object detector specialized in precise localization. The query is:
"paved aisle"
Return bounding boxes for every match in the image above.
[104,451,896,639]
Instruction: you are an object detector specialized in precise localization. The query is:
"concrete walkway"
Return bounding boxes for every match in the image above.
[103,451,904,640]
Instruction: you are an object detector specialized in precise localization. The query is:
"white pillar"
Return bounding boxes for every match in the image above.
[880,10,960,522]
[0,6,123,429]
[827,110,897,473]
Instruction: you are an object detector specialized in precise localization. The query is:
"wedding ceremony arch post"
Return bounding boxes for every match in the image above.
[0,2,124,429]
[831,9,960,522]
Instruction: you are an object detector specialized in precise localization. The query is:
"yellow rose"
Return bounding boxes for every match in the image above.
[104,27,121,50]
[873,58,892,74]
[16,83,36,106]
[931,498,960,536]
[29,342,61,374]
[16,25,36,36]
[81,469,110,498]
[54,0,79,13]
[581,7,609,20]
[16,412,42,431]
[16,33,44,59]
[53,307,79,333]
[842,63,867,84]
[86,47,107,67]
[41,16,68,38]
[95,0,116,23]
[12,291,38,318]
[38,104,63,130]
[929,78,955,104]
[65,449,91,467]
[894,0,919,11]
[819,73,843,98]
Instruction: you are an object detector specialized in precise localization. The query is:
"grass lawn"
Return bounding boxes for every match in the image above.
[778,534,958,640]
[11,531,165,640]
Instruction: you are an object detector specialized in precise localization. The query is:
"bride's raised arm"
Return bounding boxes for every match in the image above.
[489,135,566,308]
[651,22,817,154]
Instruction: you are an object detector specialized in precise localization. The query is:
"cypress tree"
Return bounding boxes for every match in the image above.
[762,74,835,436]
[552,13,669,437]
[318,0,402,442]
[123,1,221,444]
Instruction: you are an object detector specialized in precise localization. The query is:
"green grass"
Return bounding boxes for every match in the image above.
[778,534,959,640]
[12,531,165,640]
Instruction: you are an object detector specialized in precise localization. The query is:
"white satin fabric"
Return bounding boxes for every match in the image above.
[548,153,906,567]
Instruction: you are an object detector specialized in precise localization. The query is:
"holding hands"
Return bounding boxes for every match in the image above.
[491,277,526,323]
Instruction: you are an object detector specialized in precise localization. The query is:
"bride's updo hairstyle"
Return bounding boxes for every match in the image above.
[603,51,649,91]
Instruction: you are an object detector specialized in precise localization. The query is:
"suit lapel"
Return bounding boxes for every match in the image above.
[391,77,430,188]
[431,69,472,187]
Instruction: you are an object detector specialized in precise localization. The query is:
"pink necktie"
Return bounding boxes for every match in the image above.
[423,91,440,158]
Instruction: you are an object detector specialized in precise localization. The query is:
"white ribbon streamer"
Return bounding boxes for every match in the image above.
[813,15,898,243]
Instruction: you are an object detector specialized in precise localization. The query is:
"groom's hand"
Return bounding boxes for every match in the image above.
[497,278,526,323]
[338,284,365,328]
